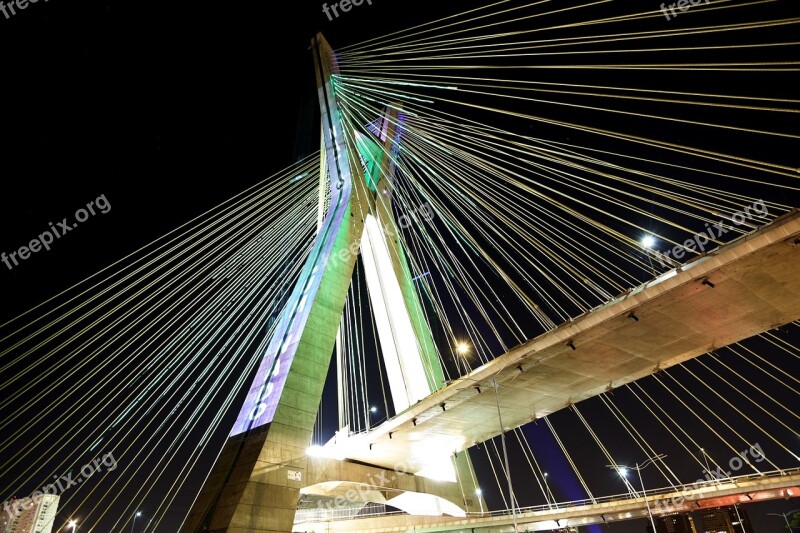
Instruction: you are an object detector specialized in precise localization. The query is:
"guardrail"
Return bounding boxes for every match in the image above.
[294,467,800,523]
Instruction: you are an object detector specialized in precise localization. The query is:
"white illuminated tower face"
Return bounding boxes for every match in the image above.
[361,213,434,411]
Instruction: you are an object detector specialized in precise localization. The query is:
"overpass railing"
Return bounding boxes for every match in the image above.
[294,467,800,524]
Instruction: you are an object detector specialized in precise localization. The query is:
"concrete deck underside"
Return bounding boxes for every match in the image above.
[321,212,800,477]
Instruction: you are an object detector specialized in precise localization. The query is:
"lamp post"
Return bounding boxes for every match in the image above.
[456,341,470,375]
[543,472,555,509]
[699,448,720,485]
[367,405,387,430]
[607,453,666,533]
[641,235,658,276]
[131,511,141,533]
[475,488,485,515]
[491,375,518,533]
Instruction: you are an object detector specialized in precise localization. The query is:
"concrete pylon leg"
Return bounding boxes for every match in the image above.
[180,34,372,532]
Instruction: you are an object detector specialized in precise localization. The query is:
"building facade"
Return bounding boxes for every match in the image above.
[2,495,59,533]
[698,506,754,533]
[646,512,698,533]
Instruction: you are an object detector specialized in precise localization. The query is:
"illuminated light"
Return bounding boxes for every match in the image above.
[642,235,656,249]
[264,382,274,397]
[360,214,433,411]
[306,445,324,457]
[370,406,378,413]
[386,492,466,518]
[618,467,629,478]
[136,512,141,517]
[414,454,458,483]
[272,358,280,374]
[475,488,482,496]
[456,342,470,355]
[416,460,456,480]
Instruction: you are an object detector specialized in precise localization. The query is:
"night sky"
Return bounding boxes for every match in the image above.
[1,1,799,532]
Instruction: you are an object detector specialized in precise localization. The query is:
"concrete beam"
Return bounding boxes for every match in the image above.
[322,212,800,478]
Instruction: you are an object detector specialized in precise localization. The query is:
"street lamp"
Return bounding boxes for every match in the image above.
[455,341,471,375]
[367,406,379,430]
[543,472,555,509]
[641,234,658,275]
[131,511,142,533]
[475,488,485,514]
[68,520,77,533]
[607,454,667,533]
[767,509,799,533]
[698,448,719,485]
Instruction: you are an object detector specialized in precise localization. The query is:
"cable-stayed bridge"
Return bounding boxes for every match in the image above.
[1,2,799,532]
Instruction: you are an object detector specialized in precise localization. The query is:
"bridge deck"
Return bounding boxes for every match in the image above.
[294,470,800,532]
[319,212,800,477]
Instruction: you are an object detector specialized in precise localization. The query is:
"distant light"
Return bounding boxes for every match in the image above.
[642,235,656,249]
[370,406,378,413]
[68,521,77,526]
[475,488,482,496]
[136,512,142,517]
[618,467,629,478]
[544,472,548,477]
[456,342,470,355]
[306,445,324,457]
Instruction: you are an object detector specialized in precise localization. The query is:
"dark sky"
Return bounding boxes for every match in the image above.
[1,1,798,532]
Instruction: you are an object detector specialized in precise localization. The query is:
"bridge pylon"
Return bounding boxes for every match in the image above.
[180,34,483,533]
